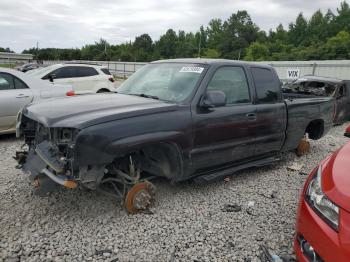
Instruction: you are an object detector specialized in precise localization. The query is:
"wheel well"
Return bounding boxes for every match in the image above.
[110,142,183,181]
[139,143,183,180]
[97,88,110,93]
[306,119,324,140]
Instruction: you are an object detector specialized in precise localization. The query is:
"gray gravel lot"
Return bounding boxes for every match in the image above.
[0,122,349,262]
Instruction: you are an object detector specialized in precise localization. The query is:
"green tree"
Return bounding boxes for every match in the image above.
[334,1,350,32]
[219,11,260,59]
[156,29,178,58]
[288,13,308,46]
[244,42,269,61]
[322,30,350,59]
[202,48,220,58]
[0,47,14,53]
[206,19,224,49]
[133,34,153,61]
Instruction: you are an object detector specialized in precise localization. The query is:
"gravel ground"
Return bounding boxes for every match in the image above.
[0,122,349,262]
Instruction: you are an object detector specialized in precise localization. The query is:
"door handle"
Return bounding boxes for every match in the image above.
[16,94,30,98]
[246,113,257,120]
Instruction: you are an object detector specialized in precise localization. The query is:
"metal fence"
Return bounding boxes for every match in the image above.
[42,59,350,81]
[256,60,350,82]
[0,52,33,67]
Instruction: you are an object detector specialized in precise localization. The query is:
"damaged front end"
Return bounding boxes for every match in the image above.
[15,113,79,195]
[14,113,157,213]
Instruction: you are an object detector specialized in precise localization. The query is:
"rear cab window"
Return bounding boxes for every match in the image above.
[251,67,281,103]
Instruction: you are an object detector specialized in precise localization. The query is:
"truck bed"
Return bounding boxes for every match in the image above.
[282,96,335,151]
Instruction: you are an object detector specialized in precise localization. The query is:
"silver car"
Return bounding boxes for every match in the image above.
[0,68,74,134]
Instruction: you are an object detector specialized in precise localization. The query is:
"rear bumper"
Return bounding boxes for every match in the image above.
[295,198,350,261]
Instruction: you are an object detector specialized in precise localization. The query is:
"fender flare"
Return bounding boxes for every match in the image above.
[106,131,186,157]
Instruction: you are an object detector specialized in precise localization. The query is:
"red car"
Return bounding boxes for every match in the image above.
[294,125,350,261]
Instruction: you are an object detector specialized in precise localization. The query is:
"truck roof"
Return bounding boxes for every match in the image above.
[152,58,273,69]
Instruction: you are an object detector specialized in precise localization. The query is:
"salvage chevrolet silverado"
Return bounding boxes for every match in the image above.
[15,59,335,213]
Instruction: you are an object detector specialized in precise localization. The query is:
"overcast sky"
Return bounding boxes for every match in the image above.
[0,0,345,52]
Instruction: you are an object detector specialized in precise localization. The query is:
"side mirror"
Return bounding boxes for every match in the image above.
[200,90,227,108]
[48,73,56,82]
[345,125,350,138]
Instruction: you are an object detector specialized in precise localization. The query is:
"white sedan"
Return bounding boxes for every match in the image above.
[0,68,75,135]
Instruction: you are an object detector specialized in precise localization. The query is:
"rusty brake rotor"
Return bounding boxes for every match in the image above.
[125,181,156,214]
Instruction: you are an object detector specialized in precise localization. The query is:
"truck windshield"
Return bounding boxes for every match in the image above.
[117,63,206,102]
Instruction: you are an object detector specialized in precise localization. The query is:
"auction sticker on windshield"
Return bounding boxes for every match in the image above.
[179,67,204,73]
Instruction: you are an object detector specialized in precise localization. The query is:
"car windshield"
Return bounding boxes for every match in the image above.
[117,63,206,103]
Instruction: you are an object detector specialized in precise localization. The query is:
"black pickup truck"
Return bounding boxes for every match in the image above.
[16,59,334,213]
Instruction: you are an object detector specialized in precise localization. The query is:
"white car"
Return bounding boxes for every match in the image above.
[0,68,75,135]
[27,63,116,94]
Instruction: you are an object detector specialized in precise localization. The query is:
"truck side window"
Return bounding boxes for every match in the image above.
[207,66,250,105]
[252,67,280,103]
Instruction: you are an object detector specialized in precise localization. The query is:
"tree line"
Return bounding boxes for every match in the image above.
[11,1,350,62]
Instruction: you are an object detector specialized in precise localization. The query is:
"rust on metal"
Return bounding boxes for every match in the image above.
[63,180,78,189]
[125,181,156,214]
[33,178,40,188]
[297,137,310,156]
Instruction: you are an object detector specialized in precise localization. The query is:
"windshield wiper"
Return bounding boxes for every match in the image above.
[129,93,159,100]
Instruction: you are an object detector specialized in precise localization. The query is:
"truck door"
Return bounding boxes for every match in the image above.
[192,66,257,171]
[251,67,287,156]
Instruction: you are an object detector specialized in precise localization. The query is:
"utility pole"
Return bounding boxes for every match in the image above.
[198,31,202,58]
[36,41,39,63]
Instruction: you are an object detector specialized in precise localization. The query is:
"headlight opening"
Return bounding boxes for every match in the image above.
[306,165,339,231]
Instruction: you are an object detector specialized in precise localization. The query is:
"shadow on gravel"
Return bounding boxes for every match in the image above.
[0,133,17,142]
[20,154,294,220]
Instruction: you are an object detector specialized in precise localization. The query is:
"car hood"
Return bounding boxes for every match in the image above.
[322,141,350,212]
[22,93,178,129]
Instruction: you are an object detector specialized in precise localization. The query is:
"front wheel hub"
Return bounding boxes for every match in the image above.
[125,181,156,213]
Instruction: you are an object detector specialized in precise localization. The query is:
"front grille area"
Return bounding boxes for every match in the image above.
[21,115,51,146]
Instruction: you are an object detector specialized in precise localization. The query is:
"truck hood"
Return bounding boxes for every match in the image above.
[23,93,178,129]
[322,141,350,212]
